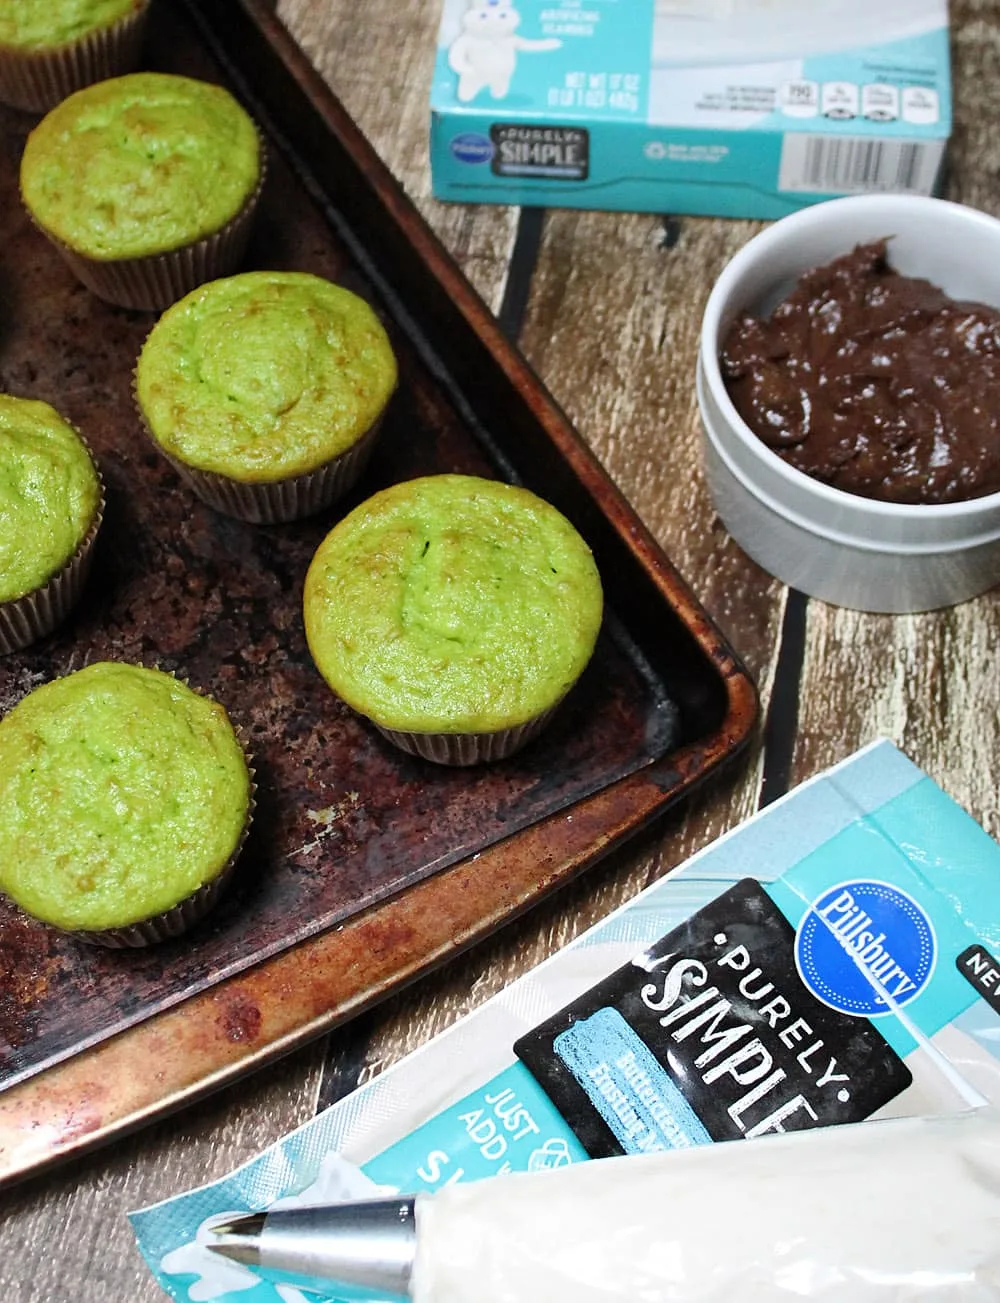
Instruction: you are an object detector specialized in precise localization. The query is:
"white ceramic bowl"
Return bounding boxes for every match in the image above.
[698,194,1000,613]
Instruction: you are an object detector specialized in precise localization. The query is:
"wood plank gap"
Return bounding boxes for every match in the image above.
[496,208,545,342]
[758,588,808,808]
[316,1011,378,1111]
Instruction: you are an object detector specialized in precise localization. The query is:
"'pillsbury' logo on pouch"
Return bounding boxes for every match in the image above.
[450,132,494,164]
[796,880,936,1018]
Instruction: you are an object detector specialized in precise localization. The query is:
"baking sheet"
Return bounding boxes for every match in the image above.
[0,0,683,1094]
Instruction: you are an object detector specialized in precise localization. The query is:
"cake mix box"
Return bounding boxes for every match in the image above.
[132,739,1000,1300]
[429,0,952,219]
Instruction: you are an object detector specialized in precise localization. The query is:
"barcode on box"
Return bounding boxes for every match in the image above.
[779,134,945,196]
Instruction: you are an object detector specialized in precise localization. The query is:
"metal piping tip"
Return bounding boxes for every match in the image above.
[206,1238,263,1268]
[206,1196,417,1296]
[210,1212,267,1239]
[208,1213,268,1267]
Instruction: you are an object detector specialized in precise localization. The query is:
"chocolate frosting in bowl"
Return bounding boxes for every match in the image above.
[721,241,1000,505]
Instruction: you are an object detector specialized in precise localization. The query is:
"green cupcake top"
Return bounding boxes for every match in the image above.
[0,663,251,932]
[135,272,398,482]
[20,72,260,261]
[0,394,101,604]
[0,0,142,50]
[304,474,604,734]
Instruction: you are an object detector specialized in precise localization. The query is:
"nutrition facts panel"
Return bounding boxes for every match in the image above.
[779,80,941,126]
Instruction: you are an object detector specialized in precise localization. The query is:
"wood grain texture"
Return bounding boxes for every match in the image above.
[518,208,786,681]
[275,0,521,313]
[3,0,996,1298]
[791,0,1000,829]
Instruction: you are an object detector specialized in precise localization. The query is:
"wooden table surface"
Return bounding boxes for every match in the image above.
[4,0,1000,1297]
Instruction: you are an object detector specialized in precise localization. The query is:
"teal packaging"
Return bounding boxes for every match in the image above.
[429,0,952,219]
[131,740,1000,1301]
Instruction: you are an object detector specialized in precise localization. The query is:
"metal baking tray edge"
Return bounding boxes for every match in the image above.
[0,0,758,1188]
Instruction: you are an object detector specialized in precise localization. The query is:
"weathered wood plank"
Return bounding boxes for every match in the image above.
[6,1,996,1299]
[275,0,522,314]
[792,0,1000,826]
[794,600,1000,840]
[520,208,784,674]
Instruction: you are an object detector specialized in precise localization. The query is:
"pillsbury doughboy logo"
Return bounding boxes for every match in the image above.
[795,880,936,1017]
[450,131,494,164]
[447,0,561,103]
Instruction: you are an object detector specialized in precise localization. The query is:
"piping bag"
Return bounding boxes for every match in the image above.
[209,1107,1000,1301]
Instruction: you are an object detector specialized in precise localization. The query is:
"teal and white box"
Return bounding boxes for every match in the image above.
[430,0,952,220]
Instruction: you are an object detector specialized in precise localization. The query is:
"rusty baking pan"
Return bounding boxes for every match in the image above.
[0,0,757,1185]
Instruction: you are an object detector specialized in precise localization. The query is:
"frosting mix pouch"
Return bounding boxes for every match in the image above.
[132,742,1000,1303]
[514,877,912,1156]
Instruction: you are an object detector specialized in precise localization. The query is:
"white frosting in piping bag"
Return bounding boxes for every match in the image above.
[411,1109,1000,1302]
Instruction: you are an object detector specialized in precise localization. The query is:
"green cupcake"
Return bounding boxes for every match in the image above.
[0,0,149,113]
[0,393,103,654]
[20,71,263,309]
[135,271,398,522]
[304,474,604,764]
[0,0,140,48]
[0,662,253,945]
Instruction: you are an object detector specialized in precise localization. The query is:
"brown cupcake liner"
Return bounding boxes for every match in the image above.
[373,701,561,767]
[32,139,268,312]
[76,856,240,948]
[159,413,385,525]
[74,713,256,948]
[0,436,105,656]
[0,3,149,114]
